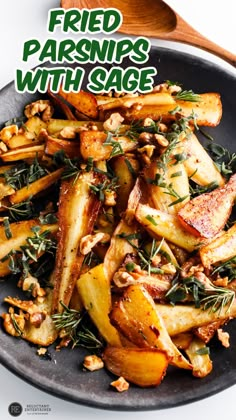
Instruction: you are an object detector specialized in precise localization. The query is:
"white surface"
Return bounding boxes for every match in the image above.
[0,1,236,419]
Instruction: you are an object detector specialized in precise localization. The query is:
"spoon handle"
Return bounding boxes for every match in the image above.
[159,10,236,67]
[61,0,236,67]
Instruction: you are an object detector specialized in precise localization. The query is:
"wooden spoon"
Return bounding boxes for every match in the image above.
[61,0,236,67]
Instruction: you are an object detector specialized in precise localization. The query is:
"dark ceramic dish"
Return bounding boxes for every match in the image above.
[0,47,236,411]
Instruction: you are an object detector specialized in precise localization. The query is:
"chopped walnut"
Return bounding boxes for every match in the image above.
[137,145,155,159]
[157,122,168,133]
[37,347,47,356]
[2,308,25,337]
[83,355,104,371]
[80,232,110,255]
[142,117,154,127]
[153,133,169,147]
[168,84,182,95]
[113,271,135,287]
[138,132,153,144]
[0,141,8,153]
[110,376,129,392]
[103,113,124,132]
[21,274,46,298]
[0,124,18,142]
[104,190,117,207]
[59,126,77,139]
[217,329,230,348]
[29,311,46,328]
[213,277,228,287]
[161,263,176,274]
[24,100,54,122]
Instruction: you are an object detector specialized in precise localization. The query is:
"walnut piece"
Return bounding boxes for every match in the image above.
[0,124,18,142]
[83,355,104,371]
[110,376,129,392]
[217,329,230,348]
[80,232,110,255]
[24,100,54,122]
[103,113,124,132]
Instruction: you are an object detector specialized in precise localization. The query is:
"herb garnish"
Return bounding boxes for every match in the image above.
[211,256,236,282]
[52,302,104,350]
[175,90,202,102]
[166,275,235,314]
[206,142,236,179]
[3,217,12,239]
[0,156,48,190]
[103,132,124,157]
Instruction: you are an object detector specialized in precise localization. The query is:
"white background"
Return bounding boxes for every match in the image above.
[0,1,236,419]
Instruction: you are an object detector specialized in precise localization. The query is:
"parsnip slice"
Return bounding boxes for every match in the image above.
[178,174,236,238]
[200,223,236,268]
[9,168,63,205]
[110,284,192,370]
[155,302,236,336]
[135,203,204,252]
[77,264,121,347]
[52,171,101,313]
[0,220,58,277]
[183,133,224,187]
[103,347,168,387]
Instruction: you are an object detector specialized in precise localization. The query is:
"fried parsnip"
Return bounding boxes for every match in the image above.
[77,264,121,346]
[110,284,192,370]
[178,173,236,238]
[135,203,204,251]
[103,347,169,387]
[52,171,101,313]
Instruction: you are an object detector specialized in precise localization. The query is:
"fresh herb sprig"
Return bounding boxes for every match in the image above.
[206,142,236,179]
[166,275,235,314]
[52,302,104,350]
[211,256,236,282]
[0,156,49,190]
[1,226,56,278]
[104,132,124,157]
[175,90,202,102]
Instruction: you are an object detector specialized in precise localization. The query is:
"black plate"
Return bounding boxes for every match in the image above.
[0,47,236,411]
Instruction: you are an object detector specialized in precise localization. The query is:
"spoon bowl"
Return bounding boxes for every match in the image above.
[61,0,236,67]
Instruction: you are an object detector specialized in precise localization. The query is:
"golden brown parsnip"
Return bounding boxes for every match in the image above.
[103,347,169,387]
[178,174,236,238]
[110,284,192,370]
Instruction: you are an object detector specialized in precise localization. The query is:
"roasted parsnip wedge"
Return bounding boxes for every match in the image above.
[103,347,169,387]
[110,284,192,370]
[0,220,58,277]
[135,204,204,252]
[77,264,121,346]
[200,223,236,268]
[9,168,63,205]
[47,119,103,135]
[144,162,190,214]
[112,155,139,215]
[2,292,57,346]
[155,303,236,336]
[178,174,236,238]
[80,131,137,162]
[182,133,224,187]
[58,88,98,119]
[99,92,176,112]
[122,93,222,127]
[0,144,45,162]
[52,171,101,313]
